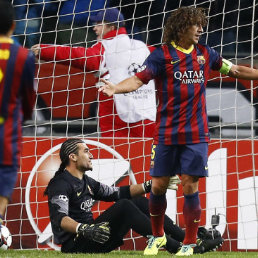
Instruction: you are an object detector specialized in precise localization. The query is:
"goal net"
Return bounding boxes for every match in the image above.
[6,0,258,252]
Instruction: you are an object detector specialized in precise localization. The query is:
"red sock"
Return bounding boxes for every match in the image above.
[149,191,167,237]
[183,191,201,245]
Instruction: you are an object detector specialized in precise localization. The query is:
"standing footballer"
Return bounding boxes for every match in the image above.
[0,0,36,233]
[99,7,258,256]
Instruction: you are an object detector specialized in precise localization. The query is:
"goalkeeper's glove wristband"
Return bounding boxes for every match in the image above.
[76,222,110,244]
[142,180,152,193]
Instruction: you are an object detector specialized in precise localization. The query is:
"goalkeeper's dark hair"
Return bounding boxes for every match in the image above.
[0,0,15,35]
[44,138,84,195]
[163,7,207,45]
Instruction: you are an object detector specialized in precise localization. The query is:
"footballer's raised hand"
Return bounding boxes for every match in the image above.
[31,44,40,57]
[98,79,116,97]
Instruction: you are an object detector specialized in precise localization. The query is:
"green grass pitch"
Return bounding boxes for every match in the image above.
[0,250,258,257]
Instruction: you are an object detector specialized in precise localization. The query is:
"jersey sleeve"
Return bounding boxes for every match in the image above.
[206,45,223,71]
[47,178,72,229]
[39,42,104,71]
[21,51,36,120]
[136,48,163,84]
[87,176,120,202]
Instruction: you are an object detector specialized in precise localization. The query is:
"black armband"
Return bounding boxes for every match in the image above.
[119,186,131,199]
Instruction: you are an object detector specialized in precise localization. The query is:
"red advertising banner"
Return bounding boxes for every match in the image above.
[5,137,258,251]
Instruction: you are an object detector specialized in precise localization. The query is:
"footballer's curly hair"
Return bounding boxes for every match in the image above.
[44,138,84,195]
[163,7,208,45]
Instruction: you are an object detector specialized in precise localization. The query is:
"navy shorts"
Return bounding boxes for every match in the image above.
[0,165,18,198]
[149,143,208,177]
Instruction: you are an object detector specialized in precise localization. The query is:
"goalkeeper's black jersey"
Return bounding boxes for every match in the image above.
[47,170,121,244]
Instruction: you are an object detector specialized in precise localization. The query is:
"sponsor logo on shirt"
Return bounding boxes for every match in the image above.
[174,70,204,84]
[80,198,94,212]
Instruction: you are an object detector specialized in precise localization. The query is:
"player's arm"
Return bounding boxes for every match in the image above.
[229,64,258,80]
[129,181,152,198]
[60,216,110,244]
[93,178,151,201]
[117,181,152,199]
[60,216,79,233]
[98,76,144,97]
[99,48,160,96]
[49,189,110,243]
[219,58,258,80]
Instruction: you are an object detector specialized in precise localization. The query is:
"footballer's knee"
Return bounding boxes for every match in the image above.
[151,176,169,195]
[181,175,199,195]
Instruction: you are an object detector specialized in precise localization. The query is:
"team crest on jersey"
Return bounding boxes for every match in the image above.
[197,55,206,64]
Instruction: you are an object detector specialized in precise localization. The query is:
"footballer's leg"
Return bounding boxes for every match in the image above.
[131,196,185,242]
[176,143,208,256]
[0,165,18,232]
[95,199,181,254]
[0,196,7,236]
[144,144,180,255]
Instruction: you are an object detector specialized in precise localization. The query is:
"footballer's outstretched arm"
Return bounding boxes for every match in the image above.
[99,76,144,97]
[129,180,152,198]
[220,58,258,80]
[229,64,258,80]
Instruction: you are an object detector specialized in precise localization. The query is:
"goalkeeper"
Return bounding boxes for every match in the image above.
[44,138,222,254]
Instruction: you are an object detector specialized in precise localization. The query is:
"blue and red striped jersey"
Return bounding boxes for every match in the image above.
[0,38,36,166]
[136,42,222,145]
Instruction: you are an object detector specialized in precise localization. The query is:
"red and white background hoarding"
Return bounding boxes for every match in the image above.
[5,137,258,252]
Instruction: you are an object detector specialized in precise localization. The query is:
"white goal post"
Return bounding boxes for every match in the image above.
[5,0,258,252]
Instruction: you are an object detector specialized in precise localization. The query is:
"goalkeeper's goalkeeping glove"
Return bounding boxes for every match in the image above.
[142,176,181,193]
[142,180,152,193]
[167,175,181,190]
[76,222,110,244]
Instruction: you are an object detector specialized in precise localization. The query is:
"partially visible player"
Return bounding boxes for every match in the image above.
[99,7,258,256]
[0,0,36,231]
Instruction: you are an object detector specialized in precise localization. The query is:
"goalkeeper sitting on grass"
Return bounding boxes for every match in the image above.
[44,138,223,254]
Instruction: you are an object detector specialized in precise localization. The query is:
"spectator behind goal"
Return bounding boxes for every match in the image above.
[0,0,36,233]
[32,8,156,138]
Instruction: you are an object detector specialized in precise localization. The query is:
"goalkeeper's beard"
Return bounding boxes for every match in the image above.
[77,164,93,173]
